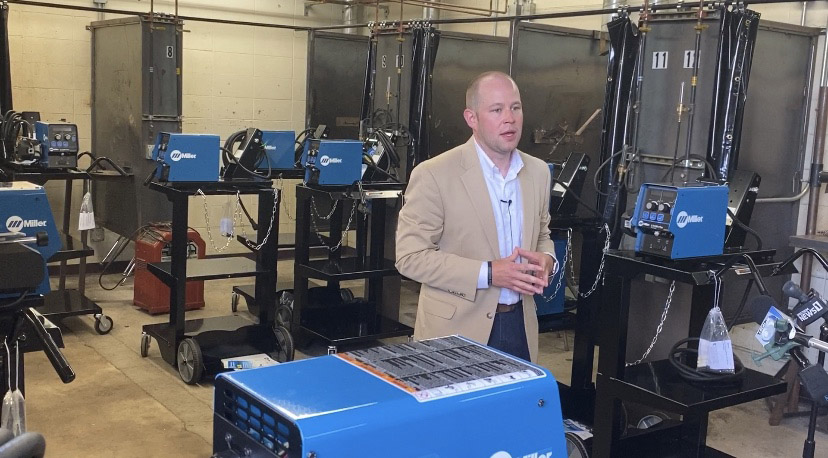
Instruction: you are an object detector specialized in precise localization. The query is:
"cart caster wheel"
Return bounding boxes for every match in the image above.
[94,315,113,335]
[340,288,355,304]
[565,432,589,458]
[276,304,293,330]
[140,333,151,357]
[231,292,240,313]
[177,338,204,385]
[271,325,295,363]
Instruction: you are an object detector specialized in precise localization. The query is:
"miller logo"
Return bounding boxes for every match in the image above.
[675,211,703,228]
[319,155,343,167]
[169,150,197,162]
[490,452,552,458]
[6,215,46,233]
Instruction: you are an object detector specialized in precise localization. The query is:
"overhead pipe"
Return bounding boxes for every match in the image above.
[801,24,828,291]
[314,0,812,31]
[6,0,311,30]
[343,0,364,34]
[423,0,440,21]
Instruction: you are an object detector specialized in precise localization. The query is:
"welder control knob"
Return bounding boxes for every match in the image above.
[645,201,656,211]
[658,203,671,212]
[64,134,72,141]
[54,134,62,141]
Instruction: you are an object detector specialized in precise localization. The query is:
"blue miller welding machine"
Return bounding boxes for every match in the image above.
[630,183,729,259]
[34,121,79,169]
[0,182,60,296]
[259,131,297,170]
[213,335,566,458]
[301,139,363,186]
[151,133,221,182]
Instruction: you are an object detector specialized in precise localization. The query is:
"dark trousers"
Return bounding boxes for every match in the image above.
[487,302,530,361]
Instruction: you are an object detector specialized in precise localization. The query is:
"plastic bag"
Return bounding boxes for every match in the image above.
[697,305,735,374]
[1,343,25,436]
[220,197,234,237]
[78,191,96,231]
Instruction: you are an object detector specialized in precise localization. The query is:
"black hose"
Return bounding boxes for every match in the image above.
[553,180,601,217]
[0,290,31,314]
[727,207,763,250]
[668,337,745,384]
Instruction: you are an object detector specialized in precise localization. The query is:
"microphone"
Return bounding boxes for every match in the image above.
[500,199,512,205]
[792,292,828,327]
[783,280,810,304]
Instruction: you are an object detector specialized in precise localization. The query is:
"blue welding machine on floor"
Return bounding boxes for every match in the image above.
[213,335,566,458]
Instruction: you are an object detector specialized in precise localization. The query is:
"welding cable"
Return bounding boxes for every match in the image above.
[97,223,171,290]
[668,337,745,384]
[237,198,259,231]
[552,180,601,217]
[727,279,755,331]
[592,148,626,196]
[0,290,32,314]
[362,152,400,182]
[727,208,763,250]
[220,146,271,180]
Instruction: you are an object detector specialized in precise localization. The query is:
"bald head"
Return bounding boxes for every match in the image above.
[465,71,520,110]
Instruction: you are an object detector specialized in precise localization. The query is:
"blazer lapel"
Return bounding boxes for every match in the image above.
[519,153,537,251]
[459,139,499,258]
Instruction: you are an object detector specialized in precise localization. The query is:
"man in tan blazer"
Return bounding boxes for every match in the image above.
[396,71,557,362]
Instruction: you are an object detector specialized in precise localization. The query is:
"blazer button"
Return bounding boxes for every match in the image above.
[486,312,494,319]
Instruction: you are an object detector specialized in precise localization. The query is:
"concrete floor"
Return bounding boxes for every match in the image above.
[19,260,828,457]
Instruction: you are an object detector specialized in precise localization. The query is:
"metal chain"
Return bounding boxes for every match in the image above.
[627,280,676,367]
[274,177,296,222]
[310,199,358,252]
[252,190,279,251]
[538,228,572,301]
[310,196,338,220]
[578,223,611,298]
[197,189,242,253]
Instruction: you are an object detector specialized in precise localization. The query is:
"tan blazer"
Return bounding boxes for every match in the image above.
[395,137,556,362]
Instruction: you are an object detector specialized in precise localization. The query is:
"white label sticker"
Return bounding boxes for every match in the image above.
[683,50,696,69]
[652,51,668,69]
[78,212,96,231]
[166,45,174,59]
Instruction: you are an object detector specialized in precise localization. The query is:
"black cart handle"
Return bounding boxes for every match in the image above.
[23,309,75,384]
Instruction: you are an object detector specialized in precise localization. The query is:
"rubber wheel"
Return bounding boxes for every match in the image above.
[231,292,239,313]
[177,338,204,385]
[340,288,355,304]
[636,412,667,429]
[140,333,151,357]
[276,304,293,330]
[271,325,295,363]
[94,315,113,335]
[565,432,589,458]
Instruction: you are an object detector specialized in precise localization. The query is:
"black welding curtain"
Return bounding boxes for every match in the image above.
[0,4,12,113]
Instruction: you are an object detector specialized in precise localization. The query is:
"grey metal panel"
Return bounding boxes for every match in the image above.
[372,32,415,134]
[90,16,182,236]
[637,12,721,163]
[429,32,509,156]
[144,20,181,117]
[510,23,607,217]
[306,32,368,139]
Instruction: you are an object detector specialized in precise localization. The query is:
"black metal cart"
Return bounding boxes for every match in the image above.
[561,249,791,457]
[0,164,128,334]
[140,181,292,384]
[290,182,413,353]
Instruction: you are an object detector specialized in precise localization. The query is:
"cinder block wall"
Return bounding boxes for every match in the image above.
[6,0,341,256]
